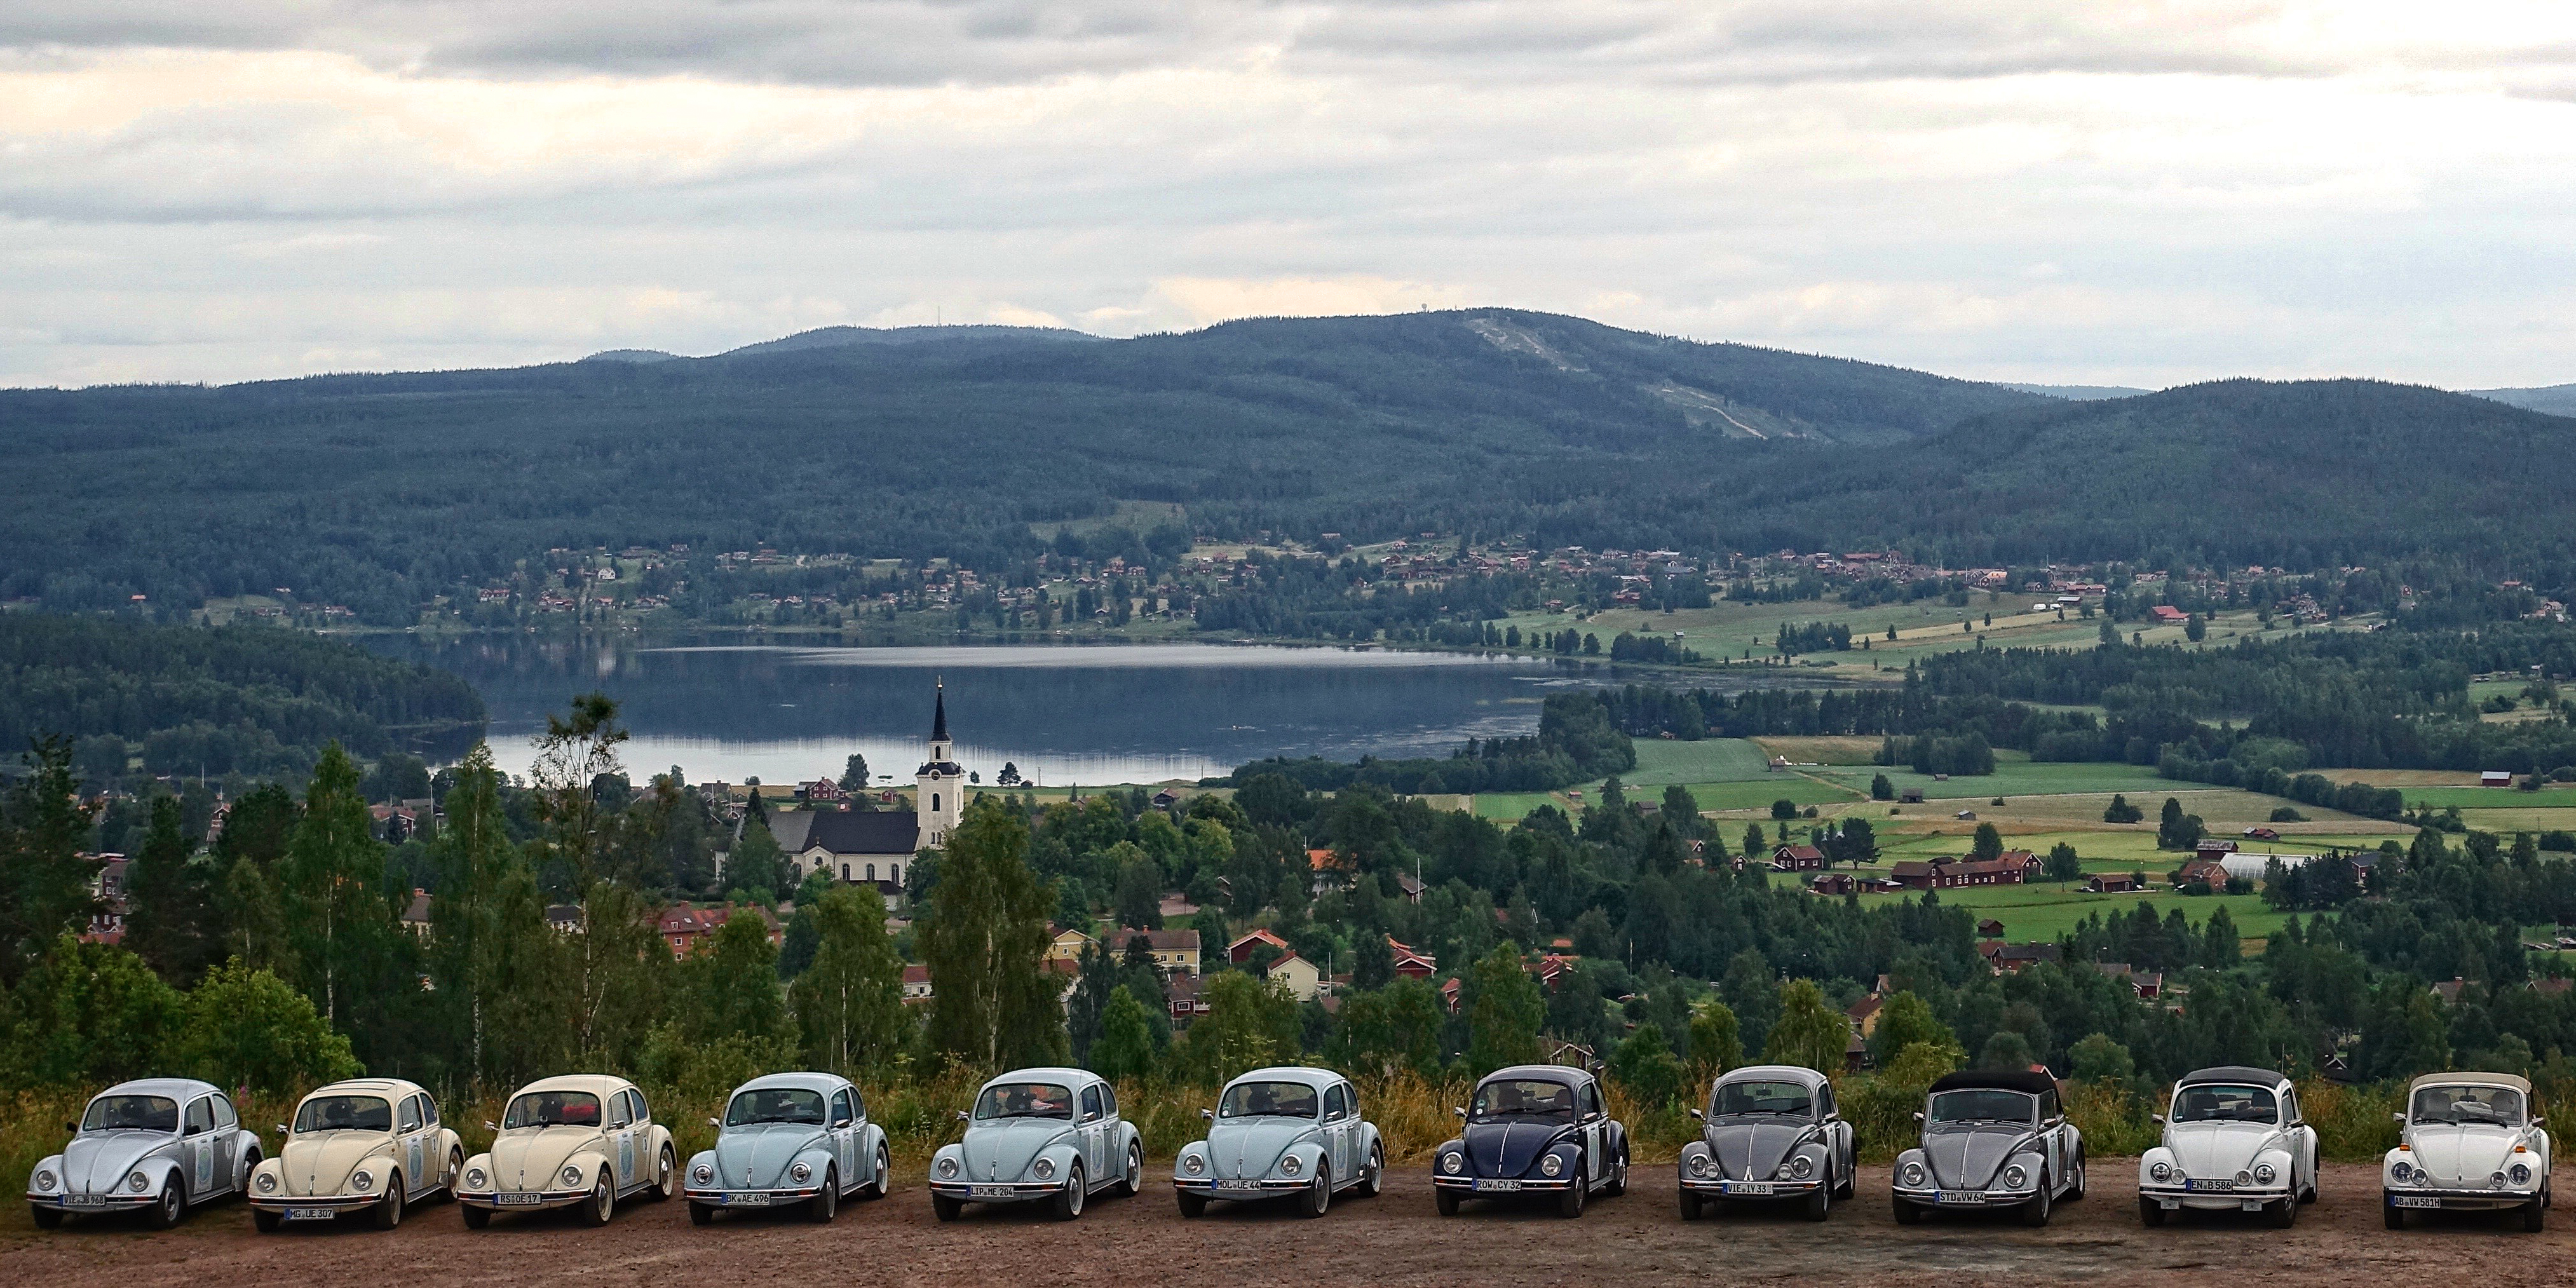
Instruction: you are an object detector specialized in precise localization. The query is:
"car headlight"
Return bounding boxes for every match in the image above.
[692,1163,713,1184]
[2235,1170,2253,1187]
[1443,1152,1463,1175]
[1900,1162,1925,1187]
[1279,1155,1301,1176]
[562,1164,583,1186]
[2002,1165,2028,1190]
[2390,1162,2413,1184]
[1789,1156,1814,1181]
[1689,1155,1710,1177]
[1033,1158,1055,1181]
[1183,1155,1203,1176]
[465,1168,486,1190]
[2150,1162,2171,1182]
[34,1170,56,1191]
[936,1157,959,1179]
[789,1162,812,1183]
[128,1171,149,1192]
[2492,1171,2509,1188]
[351,1170,374,1192]
[2512,1163,2533,1186]
[255,1172,276,1193]
[1541,1154,1563,1177]
[2253,1163,2275,1185]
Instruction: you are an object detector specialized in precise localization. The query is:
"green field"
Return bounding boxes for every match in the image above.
[1615,738,1775,786]
[1847,882,2289,947]
[1808,756,2181,802]
[2395,786,2576,811]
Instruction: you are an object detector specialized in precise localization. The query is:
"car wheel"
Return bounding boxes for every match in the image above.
[1893,1197,1921,1225]
[1678,1189,1702,1221]
[810,1167,838,1223]
[1557,1169,1586,1219]
[2383,1196,2404,1230]
[1052,1162,1085,1221]
[372,1177,405,1230]
[1177,1190,1207,1218]
[1359,1144,1384,1198]
[2067,1148,2086,1201]
[932,1193,963,1222]
[252,1207,281,1233]
[461,1203,491,1229]
[2525,1194,2547,1233]
[2138,1196,2166,1227]
[1606,1147,1629,1197]
[2019,1174,2051,1227]
[688,1202,715,1226]
[868,1144,891,1200]
[1301,1165,1331,1219]
[1805,1177,1830,1223]
[31,1205,64,1230]
[1435,1188,1460,1217]
[651,1146,675,1201]
[2267,1195,2296,1228]
[144,1176,184,1230]
[1118,1142,1144,1199]
[236,1149,261,1198]
[576,1177,614,1228]
[1834,1158,1855,1201]
[444,1148,464,1200]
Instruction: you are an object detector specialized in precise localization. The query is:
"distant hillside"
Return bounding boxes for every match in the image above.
[718,323,1102,357]
[581,348,679,363]
[2469,384,2576,418]
[2002,383,2150,401]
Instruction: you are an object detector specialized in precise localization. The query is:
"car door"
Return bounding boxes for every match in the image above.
[850,1085,875,1184]
[1817,1083,1849,1179]
[396,1094,426,1197]
[1319,1084,1348,1183]
[182,1095,217,1197]
[1339,1082,1363,1181]
[1078,1084,1106,1187]
[607,1090,636,1191]
[1097,1081,1123,1179]
[1576,1080,1604,1184]
[829,1089,857,1188]
[208,1094,241,1194]
[419,1094,447,1188]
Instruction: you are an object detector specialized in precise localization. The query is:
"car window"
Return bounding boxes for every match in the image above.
[1712,1080,1815,1118]
[1322,1085,1347,1122]
[609,1091,635,1128]
[2174,1084,2277,1125]
[1472,1079,1576,1124]
[2280,1090,2297,1124]
[212,1094,238,1129]
[631,1088,650,1123]
[1819,1084,1836,1118]
[185,1097,215,1135]
[297,1095,392,1133]
[849,1086,867,1120]
[1343,1084,1360,1121]
[84,1095,179,1133]
[1080,1085,1104,1123]
[1927,1090,2037,1125]
[397,1096,423,1132]
[975,1082,1074,1121]
[420,1096,439,1127]
[1581,1082,1601,1120]
[830,1090,853,1125]
[728,1088,827,1127]
[1219,1081,1319,1119]
[504,1091,601,1129]
[1097,1082,1115,1120]
[2413,1085,2525,1125]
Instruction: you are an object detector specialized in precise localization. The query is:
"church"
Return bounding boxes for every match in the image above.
[764,682,965,900]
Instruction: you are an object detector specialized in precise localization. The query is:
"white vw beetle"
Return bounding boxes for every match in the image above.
[2138,1066,2318,1228]
[249,1078,463,1231]
[1172,1066,1385,1217]
[2383,1072,2551,1231]
[456,1074,676,1227]
[930,1068,1144,1221]
[25,1079,262,1229]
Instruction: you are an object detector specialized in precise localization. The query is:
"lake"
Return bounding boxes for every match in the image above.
[378,637,1680,787]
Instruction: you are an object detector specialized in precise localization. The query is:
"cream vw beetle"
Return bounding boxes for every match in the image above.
[25,1079,262,1229]
[930,1068,1144,1221]
[456,1075,675,1227]
[2136,1066,2318,1227]
[249,1078,464,1231]
[2383,1072,2551,1231]
[1172,1066,1385,1217]
[684,1073,891,1224]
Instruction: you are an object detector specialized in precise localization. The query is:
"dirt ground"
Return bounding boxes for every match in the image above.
[8,1163,2573,1287]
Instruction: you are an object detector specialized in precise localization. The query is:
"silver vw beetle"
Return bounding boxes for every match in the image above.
[1172,1066,1385,1217]
[1892,1069,2085,1226]
[1678,1064,1855,1221]
[2136,1065,2318,1227]
[930,1068,1144,1221]
[25,1078,263,1229]
[684,1073,891,1224]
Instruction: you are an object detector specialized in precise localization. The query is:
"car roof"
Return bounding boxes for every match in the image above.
[982,1068,1097,1089]
[1481,1064,1590,1087]
[731,1072,853,1095]
[513,1074,632,1097]
[2410,1071,2534,1095]
[2178,1066,2293,1089]
[1928,1069,2057,1096]
[1226,1066,1341,1088]
[1715,1064,1829,1089]
[97,1078,219,1101]
[302,1078,423,1101]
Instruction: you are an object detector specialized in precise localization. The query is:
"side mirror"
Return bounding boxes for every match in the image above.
[1454,1107,1468,1119]
[956,1109,971,1122]
[2391,1113,2406,1124]
[275,1123,290,1137]
[1201,1109,1215,1121]
[1689,1109,1704,1121]
[707,1116,722,1129]
[2534,1116,2547,1127]
[1912,1111,1925,1123]
[2150,1114,2165,1125]
[65,1122,79,1134]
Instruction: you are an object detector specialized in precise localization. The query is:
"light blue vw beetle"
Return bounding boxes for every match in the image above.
[684,1073,890,1224]
[1173,1066,1384,1217]
[930,1068,1144,1221]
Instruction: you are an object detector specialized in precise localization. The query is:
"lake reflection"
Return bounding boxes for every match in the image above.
[381,638,1639,786]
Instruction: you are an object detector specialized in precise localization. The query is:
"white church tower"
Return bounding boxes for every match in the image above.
[915,680,965,849]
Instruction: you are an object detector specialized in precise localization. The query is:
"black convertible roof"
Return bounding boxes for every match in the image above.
[1929,1069,2059,1095]
[2178,1066,2291,1087]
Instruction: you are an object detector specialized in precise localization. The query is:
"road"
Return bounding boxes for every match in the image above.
[6,1163,2565,1286]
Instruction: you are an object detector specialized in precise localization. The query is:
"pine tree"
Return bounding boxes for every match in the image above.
[1088,985,1158,1082]
[0,736,100,985]
[126,795,220,982]
[1464,940,1545,1074]
[278,743,391,1032]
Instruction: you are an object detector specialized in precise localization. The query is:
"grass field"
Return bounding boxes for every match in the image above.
[1616,738,1776,785]
[2390,786,2576,810]
[1847,882,2289,946]
[1807,756,2180,801]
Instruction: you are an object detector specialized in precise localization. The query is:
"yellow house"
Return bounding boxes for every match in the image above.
[1267,952,1323,1001]
[1048,926,1098,964]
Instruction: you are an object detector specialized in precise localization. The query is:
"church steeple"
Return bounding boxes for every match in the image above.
[916,678,962,849]
[930,679,949,744]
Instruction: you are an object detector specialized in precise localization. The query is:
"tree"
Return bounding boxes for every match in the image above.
[278,743,395,1033]
[837,753,870,795]
[1761,979,1848,1074]
[1610,1022,1686,1109]
[1865,991,1953,1068]
[1870,773,1895,801]
[688,911,789,1047]
[2103,794,2143,824]
[2068,1033,2135,1085]
[125,795,221,983]
[1089,985,1159,1082]
[2185,612,2207,642]
[1327,978,1444,1079]
[727,811,789,904]
[2200,904,2240,966]
[1826,816,1879,869]
[2044,841,2084,884]
[1112,849,1164,930]
[0,937,182,1089]
[2156,797,2204,850]
[1174,971,1301,1086]
[1721,949,1780,1055]
[1969,822,2004,862]
[1976,1029,2034,1071]
[1660,785,1702,838]
[166,958,361,1096]
[0,736,100,985]
[1771,799,1798,821]
[919,798,1066,1070]
[1465,941,1546,1075]
[1352,930,1395,991]
[790,883,909,1078]
[1741,822,1766,862]
[426,743,536,1089]
[1686,998,1742,1081]
[529,693,631,886]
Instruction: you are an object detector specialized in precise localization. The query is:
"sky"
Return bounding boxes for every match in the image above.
[5,1,2575,390]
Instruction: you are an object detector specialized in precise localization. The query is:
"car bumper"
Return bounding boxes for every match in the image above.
[928,1180,1064,1204]
[1680,1177,1823,1197]
[1175,1177,1305,1198]
[457,1188,592,1212]
[1432,1174,1576,1193]
[248,1193,387,1214]
[2386,1186,2540,1211]
[1894,1185,2038,1208]
[27,1193,155,1213]
[2141,1183,2293,1210]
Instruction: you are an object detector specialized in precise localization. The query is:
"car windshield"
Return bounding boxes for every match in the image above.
[726,1088,827,1127]
[1927,1089,2037,1126]
[974,1082,1075,1122]
[503,1091,602,1129]
[1472,1079,1576,1123]
[1712,1080,1815,1118]
[1219,1081,1319,1119]
[82,1095,178,1132]
[2413,1085,2525,1126]
[2173,1083,2278,1125]
[295,1095,393,1133]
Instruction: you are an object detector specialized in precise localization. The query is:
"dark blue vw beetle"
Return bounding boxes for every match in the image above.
[1432,1064,1629,1218]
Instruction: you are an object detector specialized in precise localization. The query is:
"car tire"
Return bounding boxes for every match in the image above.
[1893,1197,1921,1225]
[1834,1160,1855,1201]
[2067,1148,2086,1201]
[932,1193,963,1223]
[1051,1162,1085,1221]
[2019,1174,2051,1228]
[237,1149,262,1199]
[576,1177,614,1228]
[1301,1166,1331,1219]
[810,1167,838,1223]
[2266,1196,2295,1228]
[144,1176,184,1230]
[372,1178,405,1230]
[2383,1197,2404,1230]
[1558,1169,1586,1219]
[650,1146,675,1202]
[688,1202,715,1226]
[1359,1144,1384,1198]
[444,1148,464,1202]
[2525,1195,2547,1233]
[1118,1142,1144,1199]
[867,1144,891,1201]
[252,1207,281,1233]
[1435,1188,1460,1217]
[1606,1147,1629,1197]
[1678,1189,1702,1221]
[1805,1177,1830,1223]
[2138,1196,2166,1227]
[32,1205,64,1230]
[1177,1191,1207,1218]
[461,1203,491,1229]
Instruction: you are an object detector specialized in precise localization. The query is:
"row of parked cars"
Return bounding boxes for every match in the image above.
[24,1063,2551,1232]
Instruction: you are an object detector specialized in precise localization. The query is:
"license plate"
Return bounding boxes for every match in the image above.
[2394,1196,2442,1209]
[1474,1179,1522,1193]
[968,1185,1015,1200]
[65,1195,107,1208]
[285,1208,337,1221]
[495,1193,543,1206]
[1216,1180,1264,1192]
[1724,1182,1773,1196]
[1935,1191,1984,1205]
[2185,1178,2234,1192]
[721,1192,771,1207]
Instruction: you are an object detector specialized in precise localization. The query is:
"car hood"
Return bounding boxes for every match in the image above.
[489,1126,605,1190]
[1705,1119,1816,1182]
[1464,1121,1573,1178]
[960,1118,1075,1183]
[2406,1125,2521,1184]
[62,1131,172,1196]
[281,1131,395,1196]
[712,1123,829,1188]
[1923,1125,2033,1190]
[2165,1122,2281,1179]
[1205,1118,1321,1180]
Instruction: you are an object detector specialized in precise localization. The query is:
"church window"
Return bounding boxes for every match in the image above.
[841,864,850,880]
[931,792,941,813]
[865,864,876,881]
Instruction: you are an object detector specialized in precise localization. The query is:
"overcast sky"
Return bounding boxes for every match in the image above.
[6,1,2575,390]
